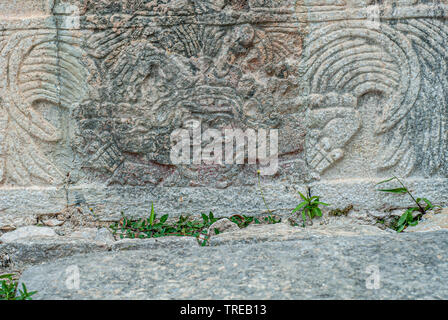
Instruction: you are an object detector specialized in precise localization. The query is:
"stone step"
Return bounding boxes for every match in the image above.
[18,230,448,299]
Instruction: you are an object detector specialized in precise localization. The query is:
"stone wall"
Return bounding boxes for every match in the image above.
[1,0,448,226]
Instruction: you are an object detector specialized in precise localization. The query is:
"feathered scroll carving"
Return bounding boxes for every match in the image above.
[300,20,422,176]
[0,31,90,185]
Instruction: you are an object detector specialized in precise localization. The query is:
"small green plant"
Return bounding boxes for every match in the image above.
[264,215,281,224]
[201,212,218,226]
[229,215,253,228]
[149,201,156,226]
[292,187,329,226]
[229,214,280,227]
[198,229,209,246]
[112,202,285,242]
[376,176,441,232]
[0,274,36,300]
[110,204,220,240]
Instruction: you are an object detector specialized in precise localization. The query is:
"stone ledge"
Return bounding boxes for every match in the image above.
[111,236,199,251]
[209,222,393,246]
[0,231,200,272]
[3,179,447,227]
[17,230,448,299]
[0,238,109,271]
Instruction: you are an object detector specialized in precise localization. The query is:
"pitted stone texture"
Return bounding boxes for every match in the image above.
[42,219,65,227]
[19,230,448,300]
[0,0,53,17]
[95,227,115,244]
[68,228,100,241]
[406,208,448,233]
[1,1,448,222]
[111,236,198,251]
[0,226,57,243]
[0,238,109,271]
[0,232,199,272]
[209,222,392,246]
[208,218,240,236]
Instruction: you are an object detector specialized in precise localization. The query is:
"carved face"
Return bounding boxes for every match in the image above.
[67,13,304,186]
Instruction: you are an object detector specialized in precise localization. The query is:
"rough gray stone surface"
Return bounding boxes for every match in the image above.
[208,218,240,236]
[0,226,57,243]
[68,228,99,241]
[209,222,393,246]
[3,0,448,298]
[95,227,115,244]
[406,208,448,233]
[42,219,65,227]
[1,1,448,226]
[0,222,390,273]
[19,230,448,300]
[0,238,109,271]
[111,236,198,252]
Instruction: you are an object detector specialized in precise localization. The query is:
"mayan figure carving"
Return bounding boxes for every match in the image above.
[72,3,304,187]
[0,0,448,222]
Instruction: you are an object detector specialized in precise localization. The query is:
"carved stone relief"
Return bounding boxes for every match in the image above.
[1,0,448,219]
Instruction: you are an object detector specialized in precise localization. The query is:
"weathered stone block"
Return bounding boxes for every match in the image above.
[1,0,448,225]
[17,230,448,299]
[0,0,53,18]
